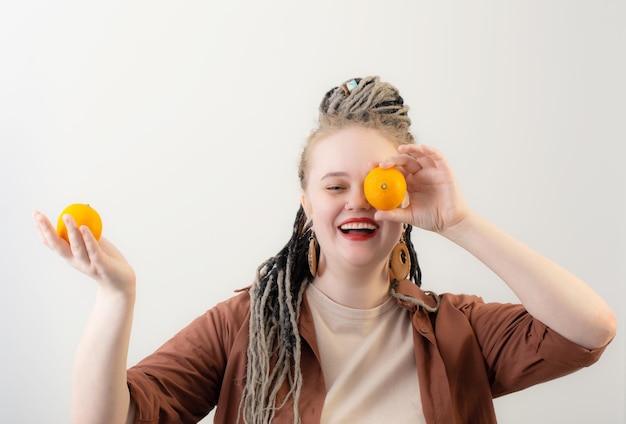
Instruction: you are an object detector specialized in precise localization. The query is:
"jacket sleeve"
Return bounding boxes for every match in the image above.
[455,295,610,398]
[126,291,250,423]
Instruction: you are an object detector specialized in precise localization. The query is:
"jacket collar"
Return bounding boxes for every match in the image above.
[391,279,440,313]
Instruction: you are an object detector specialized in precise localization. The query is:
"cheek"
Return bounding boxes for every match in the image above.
[383,223,405,244]
[304,191,341,223]
[310,203,339,230]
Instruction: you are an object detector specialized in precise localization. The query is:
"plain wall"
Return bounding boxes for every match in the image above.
[1,1,624,422]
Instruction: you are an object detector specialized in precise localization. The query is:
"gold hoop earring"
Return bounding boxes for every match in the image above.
[389,240,410,281]
[308,232,319,277]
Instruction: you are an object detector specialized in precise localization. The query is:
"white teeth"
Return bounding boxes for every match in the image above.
[340,222,377,230]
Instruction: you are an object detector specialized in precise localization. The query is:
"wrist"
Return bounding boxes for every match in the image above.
[96,281,136,307]
[438,210,481,243]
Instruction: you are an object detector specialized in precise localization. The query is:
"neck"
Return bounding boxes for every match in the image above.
[312,262,391,309]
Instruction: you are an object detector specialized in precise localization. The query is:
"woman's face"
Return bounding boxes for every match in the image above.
[301,126,404,275]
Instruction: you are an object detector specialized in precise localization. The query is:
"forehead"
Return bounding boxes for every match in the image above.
[308,127,398,175]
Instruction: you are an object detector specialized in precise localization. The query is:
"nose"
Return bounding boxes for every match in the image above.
[345,187,372,211]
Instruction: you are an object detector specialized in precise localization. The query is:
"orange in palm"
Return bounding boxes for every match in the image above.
[56,203,103,242]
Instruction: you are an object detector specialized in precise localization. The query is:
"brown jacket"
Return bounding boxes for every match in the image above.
[127,280,607,423]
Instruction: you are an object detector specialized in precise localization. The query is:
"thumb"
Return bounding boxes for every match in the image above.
[374,208,412,225]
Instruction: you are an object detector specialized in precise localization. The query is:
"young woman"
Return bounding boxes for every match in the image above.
[33,76,616,424]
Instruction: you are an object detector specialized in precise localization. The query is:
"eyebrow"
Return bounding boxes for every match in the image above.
[321,171,349,180]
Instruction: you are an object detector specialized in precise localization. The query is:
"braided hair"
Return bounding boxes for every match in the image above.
[239,76,422,423]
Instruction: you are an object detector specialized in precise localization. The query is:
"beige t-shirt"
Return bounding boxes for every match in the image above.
[306,283,426,424]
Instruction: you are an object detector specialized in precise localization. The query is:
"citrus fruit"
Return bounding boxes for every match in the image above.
[56,203,103,242]
[363,167,407,210]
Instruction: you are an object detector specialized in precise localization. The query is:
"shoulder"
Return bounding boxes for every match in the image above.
[435,292,530,334]
[392,279,491,314]
[163,288,252,359]
[214,287,251,313]
[438,292,485,307]
[201,288,251,329]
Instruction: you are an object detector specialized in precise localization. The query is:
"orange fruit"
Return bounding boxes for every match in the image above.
[56,203,103,242]
[363,167,407,210]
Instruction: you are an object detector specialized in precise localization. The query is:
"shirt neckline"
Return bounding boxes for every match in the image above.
[306,283,396,322]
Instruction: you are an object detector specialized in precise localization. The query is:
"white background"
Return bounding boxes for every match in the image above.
[1,1,624,423]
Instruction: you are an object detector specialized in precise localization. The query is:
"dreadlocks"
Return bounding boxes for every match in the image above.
[239,76,422,423]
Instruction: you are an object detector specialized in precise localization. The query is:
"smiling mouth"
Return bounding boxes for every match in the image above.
[339,222,378,235]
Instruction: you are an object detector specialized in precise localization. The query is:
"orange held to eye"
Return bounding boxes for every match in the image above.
[363,167,407,210]
[56,203,103,242]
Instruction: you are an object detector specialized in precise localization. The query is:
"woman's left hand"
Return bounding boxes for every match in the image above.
[375,144,470,233]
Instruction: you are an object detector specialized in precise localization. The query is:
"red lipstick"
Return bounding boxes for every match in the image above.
[337,218,379,241]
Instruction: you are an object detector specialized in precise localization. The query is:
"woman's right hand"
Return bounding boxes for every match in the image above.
[35,210,137,423]
[33,210,136,295]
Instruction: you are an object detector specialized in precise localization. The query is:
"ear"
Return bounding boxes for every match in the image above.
[301,193,313,221]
